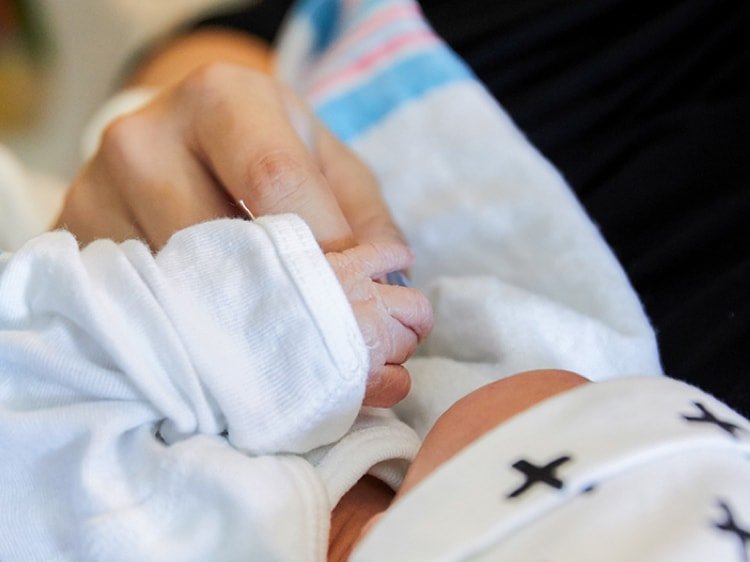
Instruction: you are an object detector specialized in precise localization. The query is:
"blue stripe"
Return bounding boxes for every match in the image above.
[294,0,341,53]
[314,48,473,142]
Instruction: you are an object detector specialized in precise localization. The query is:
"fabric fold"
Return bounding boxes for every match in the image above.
[0,215,370,560]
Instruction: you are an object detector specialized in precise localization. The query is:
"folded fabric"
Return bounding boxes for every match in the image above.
[0,215,378,560]
[354,376,750,561]
[276,0,663,436]
[0,0,669,559]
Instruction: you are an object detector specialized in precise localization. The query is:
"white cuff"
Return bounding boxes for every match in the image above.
[307,408,421,506]
[80,87,156,161]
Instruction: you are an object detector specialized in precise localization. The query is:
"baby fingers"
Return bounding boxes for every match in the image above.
[357,284,432,407]
[339,241,415,281]
[377,283,433,344]
[326,241,433,407]
[363,364,412,407]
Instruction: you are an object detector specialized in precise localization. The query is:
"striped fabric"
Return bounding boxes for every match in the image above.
[279,0,473,141]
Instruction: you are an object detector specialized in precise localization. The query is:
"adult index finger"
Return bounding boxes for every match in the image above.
[180,64,355,252]
[291,95,407,247]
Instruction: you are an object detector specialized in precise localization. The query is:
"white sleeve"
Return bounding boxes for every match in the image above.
[0,215,369,560]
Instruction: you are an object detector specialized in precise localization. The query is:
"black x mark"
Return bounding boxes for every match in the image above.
[714,500,750,562]
[682,401,746,438]
[507,455,572,499]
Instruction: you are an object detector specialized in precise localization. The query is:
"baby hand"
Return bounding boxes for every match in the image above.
[327,243,433,407]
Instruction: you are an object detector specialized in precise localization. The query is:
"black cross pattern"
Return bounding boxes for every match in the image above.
[714,500,750,562]
[581,483,597,494]
[506,455,572,499]
[682,401,746,438]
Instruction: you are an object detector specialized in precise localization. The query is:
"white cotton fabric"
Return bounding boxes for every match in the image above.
[1,216,369,455]
[353,377,750,561]
[275,0,663,440]
[0,45,667,562]
[0,2,674,560]
[0,215,420,561]
[351,82,663,439]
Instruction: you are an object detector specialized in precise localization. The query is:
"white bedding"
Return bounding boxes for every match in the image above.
[0,0,666,559]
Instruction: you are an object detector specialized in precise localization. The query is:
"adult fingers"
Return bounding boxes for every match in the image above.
[178,64,355,251]
[86,108,237,249]
[296,98,407,247]
[54,159,145,246]
[112,133,238,249]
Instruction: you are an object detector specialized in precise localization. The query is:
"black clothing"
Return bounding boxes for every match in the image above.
[194,0,750,414]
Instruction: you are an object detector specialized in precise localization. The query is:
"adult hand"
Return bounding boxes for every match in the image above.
[55,63,404,252]
[327,242,433,407]
[55,63,429,406]
[329,371,589,561]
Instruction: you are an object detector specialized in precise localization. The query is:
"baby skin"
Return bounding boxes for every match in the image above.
[328,369,589,560]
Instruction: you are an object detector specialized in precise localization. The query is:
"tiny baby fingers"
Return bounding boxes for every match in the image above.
[342,242,415,280]
[377,283,434,343]
[382,313,421,365]
[363,364,412,407]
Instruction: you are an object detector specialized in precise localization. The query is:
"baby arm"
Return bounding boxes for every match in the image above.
[0,214,427,560]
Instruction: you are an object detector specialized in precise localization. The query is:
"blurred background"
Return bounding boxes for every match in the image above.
[0,0,245,180]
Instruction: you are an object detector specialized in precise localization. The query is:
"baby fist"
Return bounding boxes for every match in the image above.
[326,243,433,407]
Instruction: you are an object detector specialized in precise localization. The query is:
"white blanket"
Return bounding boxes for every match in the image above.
[0,0,665,560]
[276,0,662,436]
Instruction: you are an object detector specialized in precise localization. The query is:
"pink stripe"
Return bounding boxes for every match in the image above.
[312,30,437,98]
[323,3,422,62]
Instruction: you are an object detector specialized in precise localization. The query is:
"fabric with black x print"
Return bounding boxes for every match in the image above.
[352,376,750,562]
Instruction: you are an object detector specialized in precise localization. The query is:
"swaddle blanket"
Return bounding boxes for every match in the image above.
[277,0,662,435]
[0,0,677,560]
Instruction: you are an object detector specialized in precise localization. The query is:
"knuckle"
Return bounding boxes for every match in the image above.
[179,63,256,115]
[365,241,388,265]
[395,321,419,361]
[346,242,386,273]
[357,308,387,364]
[413,290,434,338]
[400,288,433,341]
[180,63,236,103]
[99,114,147,170]
[180,63,271,110]
[246,150,312,210]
